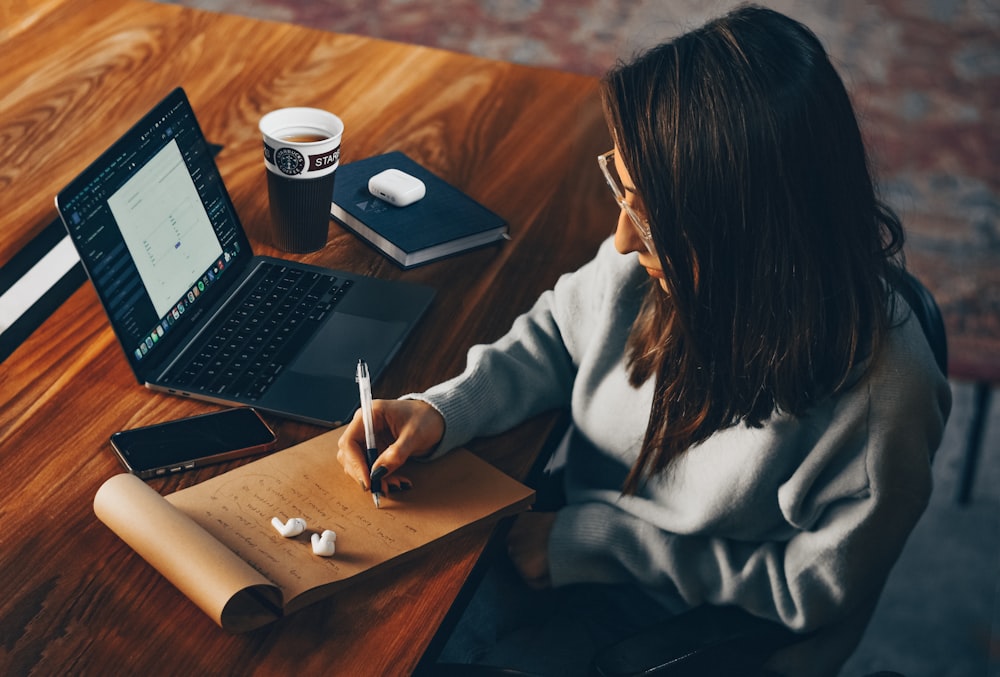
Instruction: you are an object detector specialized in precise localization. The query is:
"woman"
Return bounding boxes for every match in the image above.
[337,5,951,675]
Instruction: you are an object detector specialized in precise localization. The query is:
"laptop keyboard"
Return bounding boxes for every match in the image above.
[165,262,353,400]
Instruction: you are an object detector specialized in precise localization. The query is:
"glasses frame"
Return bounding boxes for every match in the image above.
[598,150,653,247]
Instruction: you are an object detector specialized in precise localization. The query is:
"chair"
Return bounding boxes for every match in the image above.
[957,381,992,504]
[423,271,947,677]
[893,271,995,508]
[892,269,948,377]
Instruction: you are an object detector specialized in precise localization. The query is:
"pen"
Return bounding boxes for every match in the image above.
[356,359,382,508]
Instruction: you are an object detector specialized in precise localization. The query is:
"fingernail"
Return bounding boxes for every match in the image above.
[370,466,388,483]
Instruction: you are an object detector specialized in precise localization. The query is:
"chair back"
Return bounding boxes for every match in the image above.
[894,270,948,377]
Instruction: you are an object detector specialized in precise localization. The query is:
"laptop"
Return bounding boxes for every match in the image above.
[55,87,435,426]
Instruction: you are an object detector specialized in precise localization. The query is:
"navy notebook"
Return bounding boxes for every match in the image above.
[330,151,508,269]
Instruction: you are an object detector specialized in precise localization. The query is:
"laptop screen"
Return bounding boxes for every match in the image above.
[57,88,252,380]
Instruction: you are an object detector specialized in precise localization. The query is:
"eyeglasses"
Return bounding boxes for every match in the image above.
[598,149,653,248]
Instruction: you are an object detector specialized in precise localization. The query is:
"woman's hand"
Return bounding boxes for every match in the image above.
[336,398,445,493]
[506,511,557,589]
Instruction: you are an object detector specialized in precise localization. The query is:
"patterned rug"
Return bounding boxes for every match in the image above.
[166,0,1000,380]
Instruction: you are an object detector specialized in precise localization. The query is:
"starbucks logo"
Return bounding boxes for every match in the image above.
[275,147,306,175]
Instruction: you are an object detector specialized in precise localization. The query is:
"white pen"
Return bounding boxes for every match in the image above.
[356,359,382,508]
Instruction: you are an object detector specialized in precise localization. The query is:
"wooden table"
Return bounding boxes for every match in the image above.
[0,1,616,673]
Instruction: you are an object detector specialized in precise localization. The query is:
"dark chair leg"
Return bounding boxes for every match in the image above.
[956,381,992,505]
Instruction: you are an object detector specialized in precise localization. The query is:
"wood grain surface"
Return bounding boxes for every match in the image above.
[0,1,617,674]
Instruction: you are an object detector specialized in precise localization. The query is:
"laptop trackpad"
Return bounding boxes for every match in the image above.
[289,314,408,380]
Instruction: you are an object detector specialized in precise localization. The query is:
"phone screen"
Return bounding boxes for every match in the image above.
[110,407,277,478]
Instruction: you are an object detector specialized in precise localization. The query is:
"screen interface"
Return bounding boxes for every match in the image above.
[60,92,246,367]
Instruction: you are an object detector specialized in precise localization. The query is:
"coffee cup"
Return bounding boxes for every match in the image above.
[259,107,344,253]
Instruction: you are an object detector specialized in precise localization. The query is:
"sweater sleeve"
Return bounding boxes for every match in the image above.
[548,313,951,632]
[548,462,926,633]
[406,238,627,456]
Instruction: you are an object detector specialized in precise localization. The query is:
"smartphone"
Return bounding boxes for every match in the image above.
[110,407,277,479]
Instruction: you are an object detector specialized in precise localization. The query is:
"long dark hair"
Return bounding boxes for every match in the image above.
[602,5,905,493]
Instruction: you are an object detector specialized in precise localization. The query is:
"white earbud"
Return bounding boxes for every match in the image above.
[271,516,307,537]
[311,530,337,557]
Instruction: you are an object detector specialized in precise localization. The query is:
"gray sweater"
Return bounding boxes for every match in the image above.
[411,237,951,636]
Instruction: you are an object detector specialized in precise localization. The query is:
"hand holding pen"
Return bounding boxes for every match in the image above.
[336,374,447,505]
